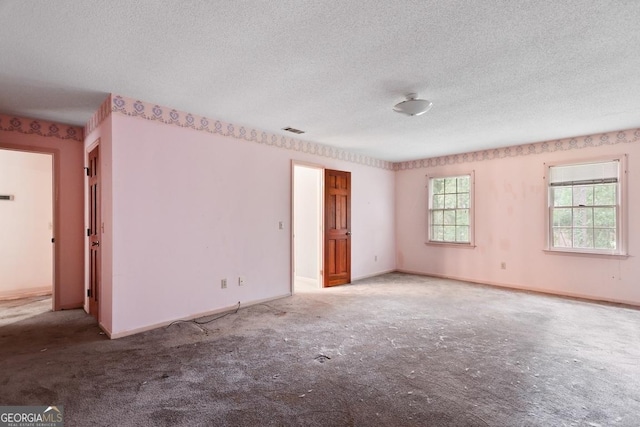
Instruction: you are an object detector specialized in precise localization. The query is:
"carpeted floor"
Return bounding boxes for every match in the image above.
[0,294,51,327]
[1,273,639,426]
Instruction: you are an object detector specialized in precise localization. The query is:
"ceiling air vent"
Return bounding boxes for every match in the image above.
[0,195,14,201]
[282,127,305,135]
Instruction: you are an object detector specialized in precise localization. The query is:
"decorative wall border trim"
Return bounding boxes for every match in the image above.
[394,128,640,171]
[84,94,112,137]
[85,93,640,172]
[109,95,395,170]
[0,114,83,142]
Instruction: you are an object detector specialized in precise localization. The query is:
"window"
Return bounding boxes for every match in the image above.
[428,173,473,245]
[547,158,626,255]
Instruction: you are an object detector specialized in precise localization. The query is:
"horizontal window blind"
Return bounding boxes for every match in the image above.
[549,160,619,186]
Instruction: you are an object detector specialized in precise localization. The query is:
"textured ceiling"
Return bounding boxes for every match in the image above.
[1,1,639,162]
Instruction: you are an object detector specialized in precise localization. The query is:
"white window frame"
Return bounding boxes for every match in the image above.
[426,171,475,247]
[544,155,628,257]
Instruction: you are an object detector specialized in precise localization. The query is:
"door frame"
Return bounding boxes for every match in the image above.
[290,161,353,291]
[86,139,100,318]
[0,143,60,310]
[291,161,324,293]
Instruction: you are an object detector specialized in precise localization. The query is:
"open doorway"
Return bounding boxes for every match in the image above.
[292,163,323,292]
[0,149,54,308]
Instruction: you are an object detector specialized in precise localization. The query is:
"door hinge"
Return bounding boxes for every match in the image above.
[87,228,90,237]
[84,167,90,176]
[87,289,92,297]
[51,237,55,243]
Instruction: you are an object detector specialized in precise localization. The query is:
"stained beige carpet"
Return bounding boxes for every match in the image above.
[1,273,639,426]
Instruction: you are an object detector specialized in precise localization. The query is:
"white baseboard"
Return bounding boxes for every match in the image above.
[0,286,51,301]
[396,269,640,308]
[352,269,396,282]
[107,293,292,339]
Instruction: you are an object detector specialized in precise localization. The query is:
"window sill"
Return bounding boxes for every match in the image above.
[543,249,629,259]
[425,241,476,249]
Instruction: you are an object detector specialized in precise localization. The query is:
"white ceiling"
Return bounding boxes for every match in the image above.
[1,1,640,162]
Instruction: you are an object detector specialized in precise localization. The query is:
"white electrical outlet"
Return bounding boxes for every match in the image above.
[221,278,227,289]
[238,276,245,286]
[500,262,507,270]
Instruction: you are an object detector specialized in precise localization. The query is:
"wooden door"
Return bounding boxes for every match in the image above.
[324,169,351,287]
[88,145,100,319]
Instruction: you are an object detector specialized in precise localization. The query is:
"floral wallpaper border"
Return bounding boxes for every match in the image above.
[83,93,640,172]
[84,94,112,138]
[394,128,640,171]
[0,113,83,142]
[108,95,395,170]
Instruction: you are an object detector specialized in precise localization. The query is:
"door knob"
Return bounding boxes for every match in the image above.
[92,241,100,247]
[346,231,352,236]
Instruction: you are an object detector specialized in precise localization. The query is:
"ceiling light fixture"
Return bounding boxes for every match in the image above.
[393,93,433,116]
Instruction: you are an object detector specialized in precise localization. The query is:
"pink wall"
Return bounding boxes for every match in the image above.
[396,130,640,306]
[99,96,395,337]
[0,115,84,309]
